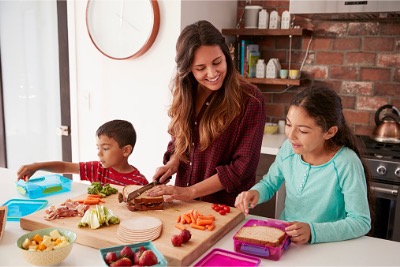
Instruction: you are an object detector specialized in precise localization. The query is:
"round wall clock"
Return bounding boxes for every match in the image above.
[86,0,160,60]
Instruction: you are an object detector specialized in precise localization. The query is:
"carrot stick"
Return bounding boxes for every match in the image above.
[87,194,102,198]
[189,212,196,224]
[207,222,216,231]
[177,215,181,223]
[198,215,215,221]
[180,216,186,224]
[193,210,199,221]
[175,223,186,231]
[86,197,104,203]
[196,219,214,226]
[183,214,192,224]
[190,223,206,230]
[83,199,100,205]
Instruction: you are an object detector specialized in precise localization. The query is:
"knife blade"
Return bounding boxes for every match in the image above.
[126,176,171,203]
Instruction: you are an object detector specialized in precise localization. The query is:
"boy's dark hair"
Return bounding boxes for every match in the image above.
[96,120,136,149]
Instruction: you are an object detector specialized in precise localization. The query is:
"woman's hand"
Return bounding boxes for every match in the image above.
[146,184,196,202]
[152,156,179,184]
[285,221,311,244]
[16,164,38,181]
[234,190,259,215]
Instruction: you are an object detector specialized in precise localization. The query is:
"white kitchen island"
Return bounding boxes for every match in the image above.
[1,167,400,266]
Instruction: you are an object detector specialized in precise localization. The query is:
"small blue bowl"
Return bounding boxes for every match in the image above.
[99,241,167,266]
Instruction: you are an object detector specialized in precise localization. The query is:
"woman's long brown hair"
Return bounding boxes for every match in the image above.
[168,20,248,163]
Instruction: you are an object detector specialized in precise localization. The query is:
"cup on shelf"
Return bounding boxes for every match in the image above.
[289,69,300,79]
[279,69,288,79]
[244,6,263,29]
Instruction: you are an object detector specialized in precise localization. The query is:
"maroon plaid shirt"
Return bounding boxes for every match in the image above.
[164,83,266,206]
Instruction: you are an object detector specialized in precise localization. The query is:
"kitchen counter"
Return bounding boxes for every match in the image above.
[261,133,287,155]
[1,167,400,266]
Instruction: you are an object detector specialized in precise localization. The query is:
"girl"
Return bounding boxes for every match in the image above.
[147,20,266,206]
[235,86,372,244]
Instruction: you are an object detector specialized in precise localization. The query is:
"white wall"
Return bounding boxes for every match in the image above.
[68,0,236,182]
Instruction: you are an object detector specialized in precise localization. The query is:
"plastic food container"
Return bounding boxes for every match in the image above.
[194,248,260,266]
[233,218,291,261]
[99,241,167,266]
[2,199,48,221]
[16,174,72,199]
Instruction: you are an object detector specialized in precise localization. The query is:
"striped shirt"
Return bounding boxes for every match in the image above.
[79,161,148,186]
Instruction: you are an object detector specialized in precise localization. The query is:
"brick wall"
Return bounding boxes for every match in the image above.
[236,0,400,136]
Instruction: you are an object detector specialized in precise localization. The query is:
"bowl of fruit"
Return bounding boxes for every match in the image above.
[100,241,167,266]
[16,227,76,266]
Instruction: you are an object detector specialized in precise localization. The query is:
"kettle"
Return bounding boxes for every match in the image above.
[372,104,400,143]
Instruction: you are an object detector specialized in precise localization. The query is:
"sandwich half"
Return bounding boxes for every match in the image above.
[120,185,164,211]
[129,193,164,211]
[234,225,286,247]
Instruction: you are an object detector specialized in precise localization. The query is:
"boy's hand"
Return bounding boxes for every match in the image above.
[285,221,311,244]
[16,164,37,181]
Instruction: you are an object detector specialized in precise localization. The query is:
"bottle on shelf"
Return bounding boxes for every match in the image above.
[266,58,281,79]
[255,59,266,78]
[281,11,291,29]
[258,9,268,29]
[269,10,281,29]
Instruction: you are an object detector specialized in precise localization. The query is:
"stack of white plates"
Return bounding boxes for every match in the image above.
[117,216,162,243]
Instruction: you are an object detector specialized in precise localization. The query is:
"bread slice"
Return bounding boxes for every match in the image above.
[235,225,286,247]
[133,193,164,204]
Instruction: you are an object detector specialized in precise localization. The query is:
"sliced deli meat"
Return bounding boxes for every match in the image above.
[44,199,89,221]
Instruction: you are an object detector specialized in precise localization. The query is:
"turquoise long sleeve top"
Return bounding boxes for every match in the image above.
[252,139,371,244]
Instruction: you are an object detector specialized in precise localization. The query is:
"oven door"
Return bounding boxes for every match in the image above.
[371,182,400,242]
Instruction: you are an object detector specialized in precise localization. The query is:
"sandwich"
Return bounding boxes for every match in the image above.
[128,193,164,211]
[120,185,164,212]
[234,225,286,247]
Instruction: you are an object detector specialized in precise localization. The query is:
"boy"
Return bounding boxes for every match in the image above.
[17,120,148,186]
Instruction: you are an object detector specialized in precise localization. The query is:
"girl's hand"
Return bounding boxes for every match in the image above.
[146,184,195,202]
[285,221,311,244]
[16,164,37,181]
[234,190,259,215]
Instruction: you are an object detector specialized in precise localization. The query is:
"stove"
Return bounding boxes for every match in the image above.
[357,135,400,242]
[358,135,400,185]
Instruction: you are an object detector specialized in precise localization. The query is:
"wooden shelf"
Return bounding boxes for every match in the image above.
[222,28,311,37]
[245,77,301,86]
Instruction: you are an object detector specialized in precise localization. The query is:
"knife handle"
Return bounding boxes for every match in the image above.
[156,176,172,185]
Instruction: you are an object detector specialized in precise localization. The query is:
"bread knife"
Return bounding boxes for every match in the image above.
[125,176,171,203]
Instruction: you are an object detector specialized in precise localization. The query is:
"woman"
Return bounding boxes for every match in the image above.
[147,20,266,206]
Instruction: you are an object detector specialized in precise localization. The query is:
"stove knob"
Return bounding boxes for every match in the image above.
[395,168,400,178]
[377,165,387,175]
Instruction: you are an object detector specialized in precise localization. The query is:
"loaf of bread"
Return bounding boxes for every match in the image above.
[235,225,286,247]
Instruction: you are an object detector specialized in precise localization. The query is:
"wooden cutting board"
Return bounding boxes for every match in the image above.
[20,186,244,266]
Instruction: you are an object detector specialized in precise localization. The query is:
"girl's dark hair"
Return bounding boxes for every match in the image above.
[290,86,375,234]
[96,120,136,149]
